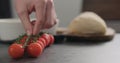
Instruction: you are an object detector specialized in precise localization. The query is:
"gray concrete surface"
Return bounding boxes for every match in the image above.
[0,34,120,63]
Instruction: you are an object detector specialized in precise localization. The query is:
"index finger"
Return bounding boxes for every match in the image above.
[18,12,33,35]
[15,0,33,35]
[33,0,47,35]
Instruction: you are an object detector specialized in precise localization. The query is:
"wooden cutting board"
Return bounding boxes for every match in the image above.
[55,27,115,42]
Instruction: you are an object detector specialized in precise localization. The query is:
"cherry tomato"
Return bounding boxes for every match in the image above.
[28,39,34,45]
[38,38,47,47]
[41,34,50,46]
[36,40,45,49]
[27,43,43,57]
[20,35,27,45]
[8,43,24,59]
[49,34,55,46]
[20,35,33,45]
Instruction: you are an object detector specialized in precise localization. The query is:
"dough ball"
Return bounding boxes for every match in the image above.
[68,12,107,35]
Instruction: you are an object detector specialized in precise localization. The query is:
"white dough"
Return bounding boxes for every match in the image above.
[68,12,107,35]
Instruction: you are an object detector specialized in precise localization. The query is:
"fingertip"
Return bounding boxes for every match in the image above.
[26,30,32,36]
[33,30,39,35]
[33,26,41,35]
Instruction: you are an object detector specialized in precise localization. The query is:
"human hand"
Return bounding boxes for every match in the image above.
[15,0,57,35]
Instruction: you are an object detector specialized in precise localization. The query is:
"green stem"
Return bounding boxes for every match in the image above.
[23,35,31,48]
[16,34,25,44]
[39,32,44,36]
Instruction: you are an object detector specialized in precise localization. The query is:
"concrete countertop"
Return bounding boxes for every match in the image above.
[0,34,120,63]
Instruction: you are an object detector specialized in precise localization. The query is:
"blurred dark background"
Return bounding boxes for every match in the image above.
[0,0,120,32]
[0,0,12,18]
[0,0,120,20]
[82,0,120,20]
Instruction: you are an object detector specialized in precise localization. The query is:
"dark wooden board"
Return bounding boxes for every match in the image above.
[55,27,115,42]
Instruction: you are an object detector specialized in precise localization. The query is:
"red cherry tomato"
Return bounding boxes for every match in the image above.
[41,34,50,46]
[20,35,27,45]
[28,38,34,45]
[36,40,45,49]
[49,34,55,46]
[8,43,24,59]
[27,43,43,57]
[38,37,47,47]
